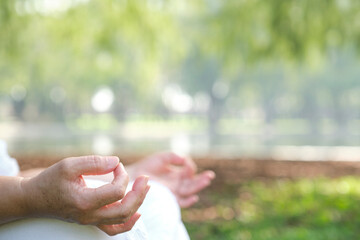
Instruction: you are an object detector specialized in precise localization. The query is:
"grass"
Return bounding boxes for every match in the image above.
[183,177,360,240]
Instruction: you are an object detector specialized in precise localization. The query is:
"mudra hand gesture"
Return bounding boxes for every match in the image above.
[20,156,150,236]
[128,152,215,208]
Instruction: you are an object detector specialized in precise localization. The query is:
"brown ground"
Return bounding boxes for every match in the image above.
[15,153,360,224]
[14,153,360,185]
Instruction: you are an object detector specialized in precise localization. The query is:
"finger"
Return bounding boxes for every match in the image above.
[182,156,197,176]
[97,212,141,236]
[163,152,196,175]
[65,155,120,177]
[178,195,199,208]
[203,170,216,180]
[162,152,186,166]
[93,176,149,222]
[120,176,150,207]
[178,171,214,197]
[82,163,129,208]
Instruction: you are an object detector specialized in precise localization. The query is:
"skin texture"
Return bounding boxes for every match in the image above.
[1,152,214,236]
[83,152,216,208]
[127,152,216,208]
[0,155,150,236]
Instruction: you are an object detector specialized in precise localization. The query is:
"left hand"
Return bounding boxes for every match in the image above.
[128,152,215,208]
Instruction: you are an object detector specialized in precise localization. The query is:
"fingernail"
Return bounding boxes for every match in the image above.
[208,171,216,179]
[107,156,120,169]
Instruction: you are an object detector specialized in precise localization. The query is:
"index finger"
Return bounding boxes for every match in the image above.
[93,176,149,224]
[65,155,120,177]
[81,162,129,208]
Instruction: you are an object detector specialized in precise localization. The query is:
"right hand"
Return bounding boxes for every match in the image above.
[20,155,150,236]
[129,152,215,208]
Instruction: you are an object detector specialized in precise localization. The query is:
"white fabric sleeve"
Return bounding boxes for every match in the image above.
[137,181,190,240]
[0,178,149,240]
[0,140,19,176]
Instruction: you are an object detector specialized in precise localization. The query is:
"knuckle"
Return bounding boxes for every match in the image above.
[87,155,102,169]
[58,158,72,174]
[120,208,132,218]
[114,187,126,200]
[88,155,101,161]
[74,197,93,212]
[114,211,128,221]
[79,203,93,212]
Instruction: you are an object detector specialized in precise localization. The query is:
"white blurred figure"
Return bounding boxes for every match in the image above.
[170,133,191,157]
[93,135,114,156]
[0,141,19,177]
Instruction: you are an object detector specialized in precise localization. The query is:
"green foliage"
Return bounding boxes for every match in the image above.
[0,0,184,111]
[0,0,359,127]
[184,177,360,239]
[190,0,360,67]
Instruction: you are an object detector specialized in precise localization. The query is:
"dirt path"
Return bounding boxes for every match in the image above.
[14,153,360,185]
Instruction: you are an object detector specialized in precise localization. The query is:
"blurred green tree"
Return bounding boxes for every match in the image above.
[0,0,359,138]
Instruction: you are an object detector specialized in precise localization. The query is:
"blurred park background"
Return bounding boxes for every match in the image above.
[1,0,360,239]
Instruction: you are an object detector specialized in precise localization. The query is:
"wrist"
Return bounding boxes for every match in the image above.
[19,177,44,218]
[0,176,32,225]
[19,177,34,217]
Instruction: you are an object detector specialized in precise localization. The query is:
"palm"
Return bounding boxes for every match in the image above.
[134,153,215,208]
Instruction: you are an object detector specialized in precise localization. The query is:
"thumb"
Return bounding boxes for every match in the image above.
[65,155,120,177]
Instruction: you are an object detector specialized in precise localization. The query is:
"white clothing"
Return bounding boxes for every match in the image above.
[0,140,190,240]
[0,179,148,240]
[0,140,19,176]
[138,181,190,240]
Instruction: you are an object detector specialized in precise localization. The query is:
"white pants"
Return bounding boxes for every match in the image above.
[0,180,190,240]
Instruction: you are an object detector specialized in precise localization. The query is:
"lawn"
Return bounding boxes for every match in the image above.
[183,177,360,240]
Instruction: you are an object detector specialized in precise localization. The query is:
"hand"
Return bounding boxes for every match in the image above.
[128,152,215,208]
[21,155,150,236]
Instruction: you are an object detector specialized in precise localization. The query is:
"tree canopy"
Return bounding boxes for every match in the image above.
[0,0,359,134]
